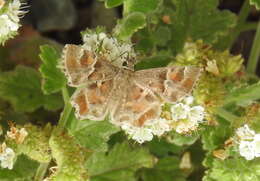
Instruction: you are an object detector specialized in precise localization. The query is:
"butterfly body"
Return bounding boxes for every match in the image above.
[61,44,200,127]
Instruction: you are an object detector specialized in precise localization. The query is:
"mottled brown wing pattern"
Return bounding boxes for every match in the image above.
[62,44,200,125]
[134,66,200,103]
[71,79,114,121]
[61,44,119,87]
[109,75,162,127]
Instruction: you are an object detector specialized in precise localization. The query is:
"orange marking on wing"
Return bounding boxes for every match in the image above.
[182,78,193,90]
[75,94,88,115]
[169,71,183,82]
[88,91,105,104]
[136,109,157,126]
[80,51,95,66]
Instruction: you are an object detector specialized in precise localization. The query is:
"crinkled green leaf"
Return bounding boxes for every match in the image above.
[0,154,38,181]
[250,0,260,10]
[224,82,260,106]
[123,0,161,14]
[153,26,172,46]
[141,157,186,181]
[170,0,236,52]
[203,157,260,181]
[116,12,146,40]
[67,115,119,152]
[135,55,172,70]
[167,132,199,146]
[147,138,182,157]
[86,142,155,181]
[105,0,125,8]
[201,121,232,151]
[39,45,66,94]
[0,66,63,112]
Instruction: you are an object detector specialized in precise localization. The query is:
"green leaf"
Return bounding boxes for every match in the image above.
[203,157,260,181]
[67,115,120,152]
[0,154,39,181]
[39,45,66,94]
[0,66,63,112]
[250,0,260,10]
[170,0,236,52]
[86,142,155,181]
[147,138,183,157]
[224,82,260,106]
[167,131,199,146]
[115,12,146,40]
[105,0,125,8]
[153,26,172,46]
[141,157,186,181]
[201,122,232,151]
[123,0,161,14]
[135,55,172,70]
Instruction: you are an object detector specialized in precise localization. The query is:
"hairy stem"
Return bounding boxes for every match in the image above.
[247,20,260,74]
[58,87,73,128]
[34,162,50,181]
[216,107,239,123]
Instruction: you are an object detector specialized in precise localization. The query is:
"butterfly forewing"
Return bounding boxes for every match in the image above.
[62,44,119,87]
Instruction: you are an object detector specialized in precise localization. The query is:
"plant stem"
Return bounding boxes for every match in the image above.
[216,107,239,123]
[34,162,49,181]
[238,22,258,32]
[247,20,260,74]
[58,87,73,128]
[227,0,251,48]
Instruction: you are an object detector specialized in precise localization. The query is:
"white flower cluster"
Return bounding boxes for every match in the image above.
[235,124,260,160]
[82,32,136,68]
[0,0,25,44]
[121,96,205,143]
[121,118,171,144]
[0,143,15,169]
[170,96,205,134]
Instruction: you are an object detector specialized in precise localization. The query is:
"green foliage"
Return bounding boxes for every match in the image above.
[224,82,260,106]
[203,157,260,181]
[115,12,146,40]
[39,45,66,94]
[170,0,236,44]
[105,0,125,8]
[123,0,161,14]
[48,127,90,181]
[250,0,260,10]
[67,116,120,152]
[0,155,39,181]
[86,142,155,181]
[0,66,63,112]
[140,156,186,181]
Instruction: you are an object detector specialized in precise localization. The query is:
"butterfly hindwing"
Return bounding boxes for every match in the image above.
[134,66,200,103]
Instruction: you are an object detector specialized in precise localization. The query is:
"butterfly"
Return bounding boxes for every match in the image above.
[61,44,200,127]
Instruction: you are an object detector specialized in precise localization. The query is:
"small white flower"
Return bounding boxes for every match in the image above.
[82,32,136,68]
[239,141,255,160]
[145,118,171,136]
[236,124,255,141]
[175,120,197,134]
[183,96,194,105]
[171,103,190,120]
[188,106,204,122]
[0,144,15,169]
[253,134,260,157]
[121,123,153,144]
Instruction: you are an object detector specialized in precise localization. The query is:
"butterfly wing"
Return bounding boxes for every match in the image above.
[110,71,162,127]
[61,44,119,87]
[71,79,114,120]
[133,66,200,103]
